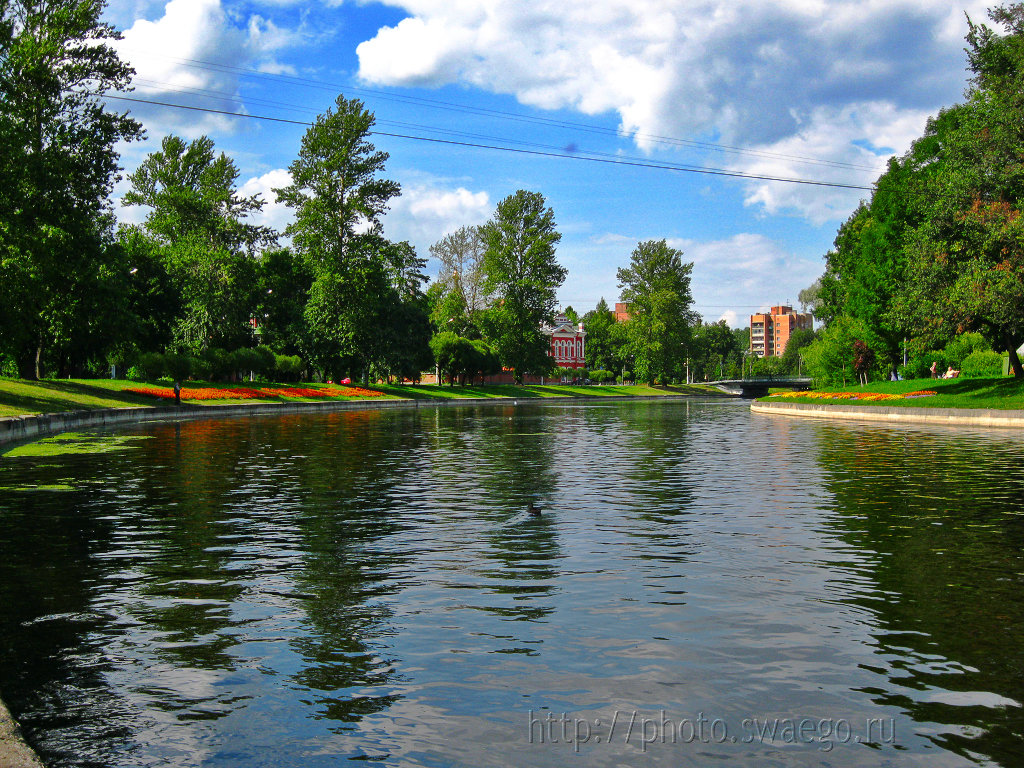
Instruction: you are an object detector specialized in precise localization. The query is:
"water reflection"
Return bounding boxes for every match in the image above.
[0,402,1020,767]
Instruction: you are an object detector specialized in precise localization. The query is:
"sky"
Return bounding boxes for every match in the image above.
[102,0,993,327]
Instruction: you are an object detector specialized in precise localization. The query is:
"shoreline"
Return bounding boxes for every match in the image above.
[0,392,734,448]
[751,399,1024,428]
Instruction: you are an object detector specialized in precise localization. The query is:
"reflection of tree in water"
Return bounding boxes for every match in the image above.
[0,449,152,765]
[613,402,699,560]
[282,408,423,727]
[813,424,1024,764]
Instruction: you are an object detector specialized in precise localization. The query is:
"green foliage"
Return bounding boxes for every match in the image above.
[0,0,142,378]
[429,225,486,337]
[480,190,566,383]
[255,248,313,356]
[893,7,1024,376]
[430,331,473,385]
[582,298,621,372]
[275,354,303,381]
[802,316,872,387]
[900,350,947,380]
[943,332,991,368]
[137,352,166,381]
[164,353,192,382]
[960,350,1005,378]
[616,240,700,384]
[778,328,816,375]
[750,355,784,378]
[692,320,739,381]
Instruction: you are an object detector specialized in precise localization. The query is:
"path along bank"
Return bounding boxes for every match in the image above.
[752,399,1024,428]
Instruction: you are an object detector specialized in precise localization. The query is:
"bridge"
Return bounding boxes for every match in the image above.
[708,377,812,399]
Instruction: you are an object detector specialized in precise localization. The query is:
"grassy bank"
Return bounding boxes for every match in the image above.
[0,378,722,418]
[761,377,1024,410]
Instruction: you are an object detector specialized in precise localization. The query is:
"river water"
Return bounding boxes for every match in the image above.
[0,399,1021,767]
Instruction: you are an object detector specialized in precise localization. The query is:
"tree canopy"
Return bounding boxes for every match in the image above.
[479,190,566,383]
[616,240,700,384]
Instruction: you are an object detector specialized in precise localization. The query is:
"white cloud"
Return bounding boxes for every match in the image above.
[356,0,992,222]
[113,0,298,136]
[382,182,491,257]
[672,233,822,324]
[239,168,294,234]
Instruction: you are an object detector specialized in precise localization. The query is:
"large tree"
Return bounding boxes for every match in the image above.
[429,225,486,337]
[0,0,141,378]
[480,190,566,383]
[274,95,408,380]
[616,239,700,384]
[582,298,620,372]
[897,4,1024,376]
[121,135,275,352]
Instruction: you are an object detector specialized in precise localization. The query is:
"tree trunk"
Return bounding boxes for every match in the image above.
[1006,331,1023,378]
[35,334,44,380]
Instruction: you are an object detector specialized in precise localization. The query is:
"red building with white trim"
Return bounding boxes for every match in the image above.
[544,314,587,369]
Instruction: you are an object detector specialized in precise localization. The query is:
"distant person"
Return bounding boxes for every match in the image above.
[173,381,181,406]
[929,361,938,379]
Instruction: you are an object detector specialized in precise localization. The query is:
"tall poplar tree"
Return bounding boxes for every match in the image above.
[616,239,700,384]
[479,190,566,383]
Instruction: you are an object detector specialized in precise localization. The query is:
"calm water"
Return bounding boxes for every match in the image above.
[0,400,1022,767]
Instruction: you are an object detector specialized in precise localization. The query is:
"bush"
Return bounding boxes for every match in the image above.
[232,348,262,380]
[960,350,1004,378]
[944,332,990,368]
[275,354,304,381]
[202,348,233,381]
[164,353,193,382]
[254,346,276,377]
[137,352,165,381]
[900,350,947,380]
[0,355,17,378]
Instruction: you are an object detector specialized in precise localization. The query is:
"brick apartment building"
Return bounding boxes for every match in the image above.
[750,305,813,357]
[614,303,631,323]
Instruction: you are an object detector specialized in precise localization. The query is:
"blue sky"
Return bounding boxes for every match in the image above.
[104,0,990,326]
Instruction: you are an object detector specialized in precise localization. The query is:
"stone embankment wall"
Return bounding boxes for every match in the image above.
[751,400,1024,428]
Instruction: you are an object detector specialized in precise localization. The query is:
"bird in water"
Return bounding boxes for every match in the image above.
[526,502,542,516]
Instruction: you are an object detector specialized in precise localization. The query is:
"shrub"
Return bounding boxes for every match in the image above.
[137,352,166,381]
[275,354,304,381]
[254,346,276,377]
[202,348,233,381]
[944,332,990,368]
[164,353,193,382]
[232,348,263,380]
[900,350,947,380]
[0,355,17,378]
[960,350,1004,378]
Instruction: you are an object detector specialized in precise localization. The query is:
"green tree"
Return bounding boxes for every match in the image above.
[895,5,1024,376]
[479,190,566,383]
[429,225,486,337]
[122,135,274,353]
[0,0,142,378]
[778,327,816,375]
[582,298,621,372]
[616,239,700,384]
[802,316,872,387]
[692,320,738,381]
[274,95,407,381]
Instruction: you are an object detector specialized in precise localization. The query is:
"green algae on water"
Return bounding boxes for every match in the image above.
[1,432,154,458]
[0,483,77,492]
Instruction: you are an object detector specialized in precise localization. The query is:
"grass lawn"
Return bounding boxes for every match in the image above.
[761,376,1024,410]
[0,378,723,418]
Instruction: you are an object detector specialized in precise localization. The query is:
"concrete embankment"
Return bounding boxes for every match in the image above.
[0,698,44,767]
[751,399,1024,428]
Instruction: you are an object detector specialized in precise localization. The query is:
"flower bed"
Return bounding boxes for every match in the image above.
[769,390,937,402]
[126,385,384,401]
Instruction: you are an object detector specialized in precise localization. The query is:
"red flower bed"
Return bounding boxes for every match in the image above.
[128,385,384,401]
[127,387,271,400]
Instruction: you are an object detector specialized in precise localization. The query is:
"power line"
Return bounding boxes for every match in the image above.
[117,48,882,173]
[102,94,877,192]
[120,79,874,182]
